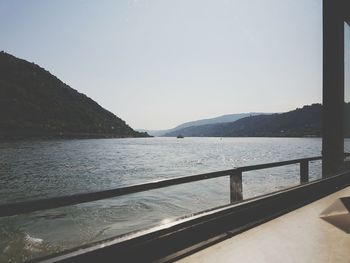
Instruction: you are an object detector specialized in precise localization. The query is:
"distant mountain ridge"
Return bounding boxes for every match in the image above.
[172,112,267,130]
[164,104,324,137]
[0,51,148,139]
[140,112,269,136]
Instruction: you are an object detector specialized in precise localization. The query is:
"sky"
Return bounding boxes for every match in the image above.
[0,0,337,130]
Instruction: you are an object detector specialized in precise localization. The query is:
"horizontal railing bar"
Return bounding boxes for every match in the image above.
[238,156,322,172]
[0,169,236,217]
[0,156,322,217]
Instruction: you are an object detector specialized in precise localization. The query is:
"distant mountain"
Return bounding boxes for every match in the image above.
[164,104,323,137]
[141,112,268,136]
[173,113,267,130]
[0,51,149,139]
[136,129,165,137]
[138,129,169,137]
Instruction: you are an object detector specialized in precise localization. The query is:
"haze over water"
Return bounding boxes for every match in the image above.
[0,137,325,262]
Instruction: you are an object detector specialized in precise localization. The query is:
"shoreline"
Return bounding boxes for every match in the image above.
[0,135,323,141]
[0,132,151,140]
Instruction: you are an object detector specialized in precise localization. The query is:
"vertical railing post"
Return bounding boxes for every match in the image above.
[300,160,309,184]
[230,170,243,203]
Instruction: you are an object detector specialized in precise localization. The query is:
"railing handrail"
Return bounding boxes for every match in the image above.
[0,156,322,218]
[237,156,321,172]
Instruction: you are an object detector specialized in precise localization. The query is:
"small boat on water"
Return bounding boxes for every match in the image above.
[177,135,184,138]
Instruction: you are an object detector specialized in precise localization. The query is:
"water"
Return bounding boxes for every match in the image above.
[0,137,323,262]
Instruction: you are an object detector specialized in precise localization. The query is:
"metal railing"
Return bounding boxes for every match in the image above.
[0,156,323,218]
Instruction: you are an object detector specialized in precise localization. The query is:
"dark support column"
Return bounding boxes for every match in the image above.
[322,0,345,177]
[345,1,350,25]
[230,171,242,203]
[300,161,309,184]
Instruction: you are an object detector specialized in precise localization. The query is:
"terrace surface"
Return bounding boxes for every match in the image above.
[179,186,350,263]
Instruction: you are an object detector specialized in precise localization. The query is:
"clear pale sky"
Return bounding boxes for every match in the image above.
[0,0,340,130]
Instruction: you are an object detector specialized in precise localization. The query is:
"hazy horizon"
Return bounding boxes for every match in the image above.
[135,108,300,131]
[1,0,347,130]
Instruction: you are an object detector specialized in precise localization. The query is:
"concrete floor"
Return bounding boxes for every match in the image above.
[179,187,350,263]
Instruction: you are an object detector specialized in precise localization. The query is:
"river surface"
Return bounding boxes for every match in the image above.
[0,137,325,262]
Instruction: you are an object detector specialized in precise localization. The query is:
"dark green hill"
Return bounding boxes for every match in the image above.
[0,51,148,139]
[164,104,324,137]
